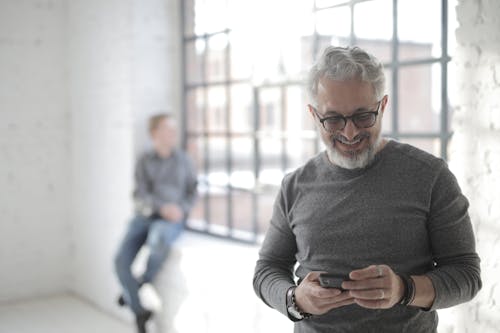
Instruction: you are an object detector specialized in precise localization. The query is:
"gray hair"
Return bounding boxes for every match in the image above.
[307,46,386,104]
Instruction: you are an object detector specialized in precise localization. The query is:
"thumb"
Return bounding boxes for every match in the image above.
[304,271,328,282]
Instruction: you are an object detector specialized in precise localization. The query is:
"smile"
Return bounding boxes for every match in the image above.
[337,137,363,146]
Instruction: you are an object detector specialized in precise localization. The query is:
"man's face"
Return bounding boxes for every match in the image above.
[309,77,387,169]
[151,118,177,152]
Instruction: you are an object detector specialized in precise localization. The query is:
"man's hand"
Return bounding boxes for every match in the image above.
[342,264,404,309]
[159,203,183,223]
[294,271,355,315]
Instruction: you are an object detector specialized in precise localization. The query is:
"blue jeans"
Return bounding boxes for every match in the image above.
[114,214,184,314]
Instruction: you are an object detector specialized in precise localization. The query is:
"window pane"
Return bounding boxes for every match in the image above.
[259,137,289,179]
[207,136,227,173]
[398,64,441,133]
[230,137,255,188]
[193,0,229,35]
[398,0,442,60]
[354,0,393,64]
[356,40,392,65]
[286,86,309,131]
[316,6,351,37]
[206,34,228,82]
[185,40,205,85]
[207,86,227,132]
[287,138,318,171]
[231,190,254,233]
[186,88,205,133]
[189,194,206,226]
[229,31,252,80]
[186,136,205,173]
[259,87,282,133]
[354,0,392,42]
[230,84,253,134]
[208,192,228,231]
[401,138,441,157]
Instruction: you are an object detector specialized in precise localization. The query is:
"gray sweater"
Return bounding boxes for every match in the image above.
[253,140,481,332]
[133,149,198,218]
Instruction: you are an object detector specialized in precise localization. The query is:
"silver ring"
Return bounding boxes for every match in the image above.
[376,265,383,277]
[380,289,385,299]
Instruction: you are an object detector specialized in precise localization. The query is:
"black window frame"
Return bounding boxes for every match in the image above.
[181,0,452,243]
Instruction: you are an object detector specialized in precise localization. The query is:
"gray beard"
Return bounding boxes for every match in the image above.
[327,134,383,170]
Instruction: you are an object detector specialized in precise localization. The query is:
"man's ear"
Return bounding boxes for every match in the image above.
[307,104,315,117]
[380,95,389,114]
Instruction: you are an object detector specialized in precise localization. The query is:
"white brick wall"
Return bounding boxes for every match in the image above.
[131,0,182,154]
[67,0,180,315]
[447,0,500,332]
[0,0,71,301]
[66,0,135,314]
[0,0,179,313]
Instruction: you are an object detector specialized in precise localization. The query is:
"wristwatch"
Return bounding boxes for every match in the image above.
[286,286,311,321]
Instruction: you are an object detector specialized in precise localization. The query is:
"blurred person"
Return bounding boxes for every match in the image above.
[114,113,197,333]
[253,46,481,332]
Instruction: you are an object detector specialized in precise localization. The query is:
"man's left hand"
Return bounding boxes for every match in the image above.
[341,264,404,309]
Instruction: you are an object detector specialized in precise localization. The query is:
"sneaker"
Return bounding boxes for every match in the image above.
[135,310,153,333]
[117,294,126,306]
[139,283,163,312]
[117,280,145,307]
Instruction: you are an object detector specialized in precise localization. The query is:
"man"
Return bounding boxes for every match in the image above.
[114,113,197,333]
[253,46,481,332]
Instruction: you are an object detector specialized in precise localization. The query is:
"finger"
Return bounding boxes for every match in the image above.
[354,298,388,309]
[349,288,387,300]
[342,275,386,291]
[349,265,385,280]
[313,292,355,312]
[325,297,356,311]
[304,271,328,282]
[310,285,342,299]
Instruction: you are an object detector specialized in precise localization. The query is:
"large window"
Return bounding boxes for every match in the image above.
[182,0,455,242]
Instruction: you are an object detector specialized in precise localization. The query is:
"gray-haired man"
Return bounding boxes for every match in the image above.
[253,46,481,332]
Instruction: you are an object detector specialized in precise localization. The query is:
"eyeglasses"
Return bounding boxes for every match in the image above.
[311,101,381,132]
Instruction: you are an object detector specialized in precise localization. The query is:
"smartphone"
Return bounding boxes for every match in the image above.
[318,273,346,290]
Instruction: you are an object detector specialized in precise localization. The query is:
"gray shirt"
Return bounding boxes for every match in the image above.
[133,149,197,218]
[253,140,481,333]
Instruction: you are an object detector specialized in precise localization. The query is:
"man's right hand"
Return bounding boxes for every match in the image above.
[294,271,355,315]
[159,203,183,223]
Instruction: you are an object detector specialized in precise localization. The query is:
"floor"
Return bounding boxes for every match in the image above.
[0,291,467,333]
[0,230,465,333]
[0,294,134,333]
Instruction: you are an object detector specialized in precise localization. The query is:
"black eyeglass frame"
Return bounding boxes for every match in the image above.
[311,100,382,132]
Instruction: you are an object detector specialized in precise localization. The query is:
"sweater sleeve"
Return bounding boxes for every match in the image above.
[133,154,156,216]
[425,162,482,310]
[253,176,298,317]
[179,154,198,216]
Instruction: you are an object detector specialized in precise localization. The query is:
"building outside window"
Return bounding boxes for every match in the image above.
[182,0,456,243]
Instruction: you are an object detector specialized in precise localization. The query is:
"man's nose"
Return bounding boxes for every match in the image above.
[340,119,359,140]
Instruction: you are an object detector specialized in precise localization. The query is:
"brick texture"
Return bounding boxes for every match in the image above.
[447,0,500,332]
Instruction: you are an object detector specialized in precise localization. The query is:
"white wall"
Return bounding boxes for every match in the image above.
[446,0,500,332]
[67,0,181,316]
[0,0,180,312]
[131,0,182,154]
[0,0,71,302]
[66,0,135,313]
